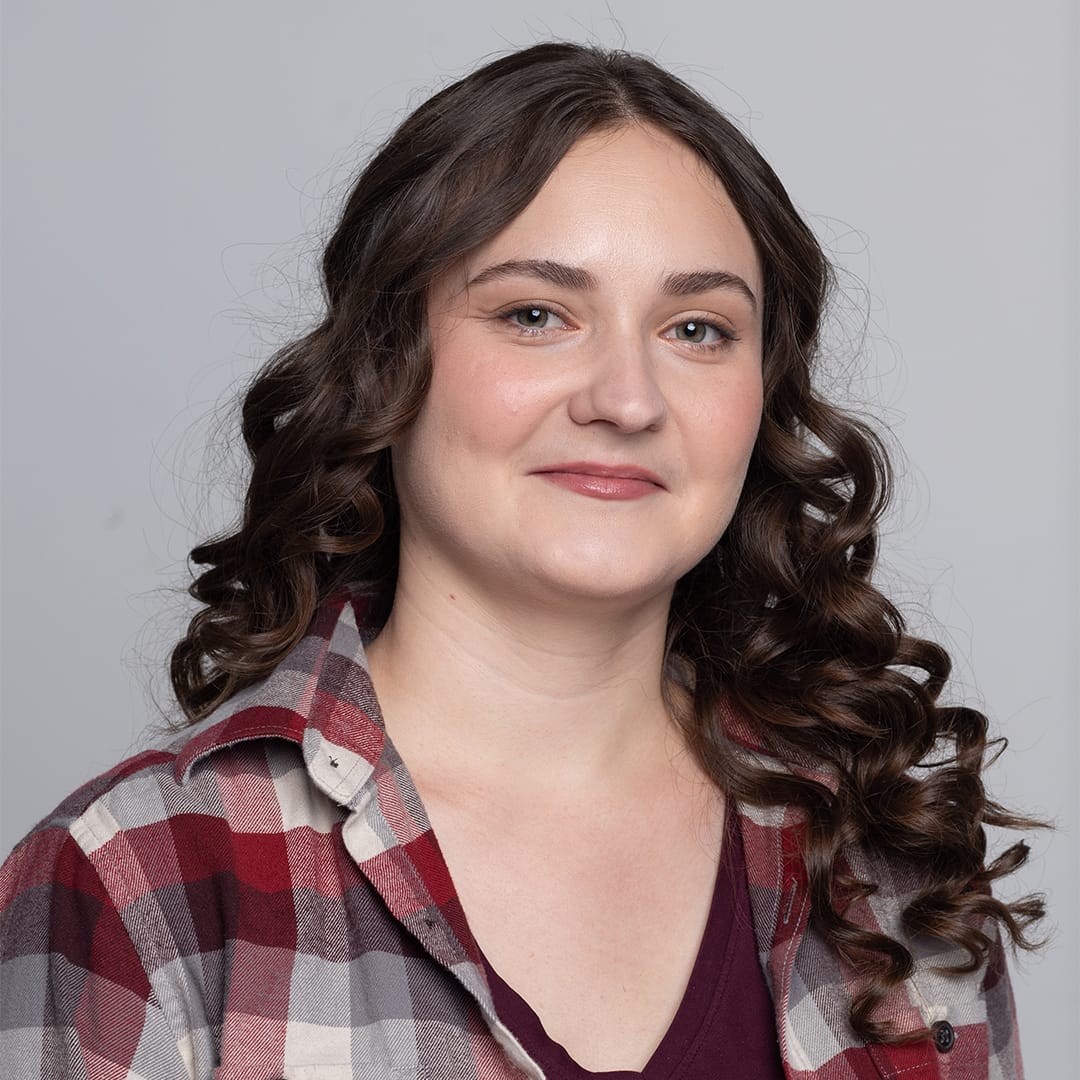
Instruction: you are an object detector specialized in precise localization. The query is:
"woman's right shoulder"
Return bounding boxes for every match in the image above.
[0,692,354,1076]
[2,740,189,901]
[0,706,314,923]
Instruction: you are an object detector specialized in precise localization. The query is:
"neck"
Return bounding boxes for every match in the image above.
[364,551,681,796]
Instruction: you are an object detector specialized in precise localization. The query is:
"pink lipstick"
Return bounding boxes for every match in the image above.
[531,462,665,501]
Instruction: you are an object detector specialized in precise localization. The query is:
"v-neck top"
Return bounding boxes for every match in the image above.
[481,810,786,1079]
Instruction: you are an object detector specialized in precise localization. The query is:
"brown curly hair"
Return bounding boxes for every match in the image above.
[171,42,1044,1044]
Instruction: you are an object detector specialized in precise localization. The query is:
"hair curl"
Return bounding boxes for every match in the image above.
[171,42,1044,1045]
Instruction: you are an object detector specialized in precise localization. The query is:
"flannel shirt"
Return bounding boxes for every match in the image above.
[0,588,1023,1079]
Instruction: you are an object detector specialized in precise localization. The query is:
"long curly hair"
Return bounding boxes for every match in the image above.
[171,42,1043,1043]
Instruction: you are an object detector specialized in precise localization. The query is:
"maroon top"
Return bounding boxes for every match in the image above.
[482,811,785,1079]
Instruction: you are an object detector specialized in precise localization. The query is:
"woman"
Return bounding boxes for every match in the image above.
[0,42,1042,1079]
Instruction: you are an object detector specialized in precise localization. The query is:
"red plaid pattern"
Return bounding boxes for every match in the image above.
[0,589,1023,1078]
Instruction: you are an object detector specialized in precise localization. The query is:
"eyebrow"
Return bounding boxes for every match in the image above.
[662,269,758,311]
[468,259,595,292]
[466,258,758,312]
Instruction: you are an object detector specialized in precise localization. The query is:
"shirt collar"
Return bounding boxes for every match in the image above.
[173,589,387,805]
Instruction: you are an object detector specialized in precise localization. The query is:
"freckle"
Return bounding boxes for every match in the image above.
[449,593,456,600]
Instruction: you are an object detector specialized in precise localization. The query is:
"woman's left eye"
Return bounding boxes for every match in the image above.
[501,306,567,331]
[663,319,734,346]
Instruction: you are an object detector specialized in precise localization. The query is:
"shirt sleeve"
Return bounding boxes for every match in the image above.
[0,824,193,1080]
[980,916,1025,1080]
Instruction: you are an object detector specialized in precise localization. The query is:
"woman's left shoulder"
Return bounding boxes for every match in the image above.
[849,843,1025,1079]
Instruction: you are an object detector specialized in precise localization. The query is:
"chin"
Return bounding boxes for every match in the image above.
[519,552,683,608]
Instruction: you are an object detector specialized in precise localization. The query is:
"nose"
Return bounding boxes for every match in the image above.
[566,331,667,432]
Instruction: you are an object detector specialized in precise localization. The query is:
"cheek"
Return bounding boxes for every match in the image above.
[690,375,765,479]
[411,367,494,454]
[425,352,563,458]
[734,381,766,459]
[391,372,527,515]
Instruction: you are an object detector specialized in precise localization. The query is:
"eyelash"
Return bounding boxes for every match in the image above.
[495,305,739,351]
[663,319,739,350]
[497,305,571,335]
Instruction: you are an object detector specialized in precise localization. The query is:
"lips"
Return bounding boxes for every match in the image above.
[530,461,666,500]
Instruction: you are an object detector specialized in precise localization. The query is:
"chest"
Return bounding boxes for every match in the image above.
[417,790,725,1071]
[161,797,979,1080]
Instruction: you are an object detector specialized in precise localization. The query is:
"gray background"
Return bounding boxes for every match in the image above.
[2,1,1076,1073]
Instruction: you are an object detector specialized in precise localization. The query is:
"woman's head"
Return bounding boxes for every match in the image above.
[178,42,843,715]
[228,42,829,612]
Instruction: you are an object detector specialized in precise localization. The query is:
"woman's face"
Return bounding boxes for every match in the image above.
[391,122,764,610]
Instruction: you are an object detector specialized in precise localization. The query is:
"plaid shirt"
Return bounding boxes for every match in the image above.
[0,589,1022,1079]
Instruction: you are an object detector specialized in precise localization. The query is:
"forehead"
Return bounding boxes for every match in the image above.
[453,122,762,300]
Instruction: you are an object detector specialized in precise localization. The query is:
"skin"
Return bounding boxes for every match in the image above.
[366,122,764,1070]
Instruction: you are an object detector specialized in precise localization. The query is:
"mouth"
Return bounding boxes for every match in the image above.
[529,462,666,500]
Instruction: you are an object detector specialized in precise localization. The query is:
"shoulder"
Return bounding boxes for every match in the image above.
[0,594,394,1073]
[1,742,184,934]
[1,707,328,933]
[2,587,384,927]
[735,801,1023,1078]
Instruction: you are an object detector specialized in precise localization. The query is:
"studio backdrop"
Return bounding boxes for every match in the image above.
[2,2,1076,1075]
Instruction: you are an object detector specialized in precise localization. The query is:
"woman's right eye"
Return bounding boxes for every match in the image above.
[500,306,568,332]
